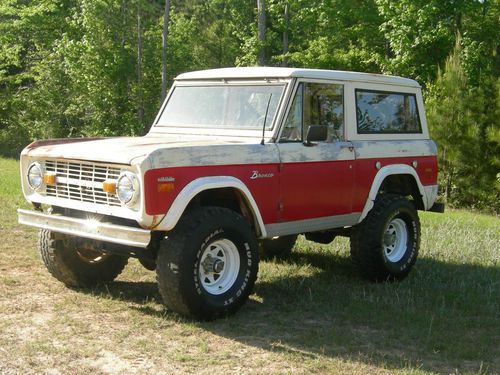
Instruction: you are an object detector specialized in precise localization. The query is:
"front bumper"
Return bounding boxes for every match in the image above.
[17,209,151,248]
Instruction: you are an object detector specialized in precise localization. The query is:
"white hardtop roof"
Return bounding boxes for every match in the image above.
[175,67,420,87]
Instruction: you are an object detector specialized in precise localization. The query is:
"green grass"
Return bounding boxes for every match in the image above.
[0,158,31,226]
[0,157,498,374]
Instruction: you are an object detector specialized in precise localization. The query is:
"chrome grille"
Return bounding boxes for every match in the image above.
[45,160,122,207]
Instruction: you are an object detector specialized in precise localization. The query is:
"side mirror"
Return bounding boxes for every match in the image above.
[304,125,328,146]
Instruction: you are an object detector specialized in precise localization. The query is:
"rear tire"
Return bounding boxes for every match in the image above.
[39,229,128,287]
[156,207,259,320]
[260,235,297,260]
[350,195,420,282]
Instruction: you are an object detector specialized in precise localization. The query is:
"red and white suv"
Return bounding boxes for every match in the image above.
[18,67,444,319]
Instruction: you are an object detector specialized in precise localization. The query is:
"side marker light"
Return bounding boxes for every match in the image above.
[158,182,175,193]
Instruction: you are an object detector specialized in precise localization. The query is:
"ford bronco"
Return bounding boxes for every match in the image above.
[18,67,444,319]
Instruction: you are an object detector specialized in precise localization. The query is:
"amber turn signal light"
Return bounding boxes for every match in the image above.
[158,182,174,193]
[102,180,117,194]
[43,172,57,185]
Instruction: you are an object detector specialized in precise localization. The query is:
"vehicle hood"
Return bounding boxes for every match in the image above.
[22,134,251,165]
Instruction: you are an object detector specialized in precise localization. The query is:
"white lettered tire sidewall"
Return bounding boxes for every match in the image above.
[193,227,256,309]
[156,207,259,320]
[379,206,419,275]
[350,194,421,281]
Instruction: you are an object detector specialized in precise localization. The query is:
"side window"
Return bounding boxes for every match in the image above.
[356,89,422,134]
[304,83,344,141]
[280,82,344,142]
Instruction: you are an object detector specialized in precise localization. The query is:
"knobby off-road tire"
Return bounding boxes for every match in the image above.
[350,194,420,282]
[156,207,259,320]
[260,235,298,260]
[39,229,128,287]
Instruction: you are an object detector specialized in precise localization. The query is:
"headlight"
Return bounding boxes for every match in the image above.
[116,172,139,205]
[27,162,44,190]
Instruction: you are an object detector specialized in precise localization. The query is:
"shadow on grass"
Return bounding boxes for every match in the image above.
[88,251,499,373]
[89,280,161,304]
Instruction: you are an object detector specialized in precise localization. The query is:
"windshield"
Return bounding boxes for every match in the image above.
[156,84,285,129]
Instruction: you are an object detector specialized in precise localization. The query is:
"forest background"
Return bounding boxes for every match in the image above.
[0,0,498,212]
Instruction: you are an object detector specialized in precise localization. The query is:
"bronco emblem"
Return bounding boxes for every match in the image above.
[250,171,274,180]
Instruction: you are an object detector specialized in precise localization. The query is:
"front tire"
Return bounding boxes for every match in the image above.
[156,207,259,320]
[350,195,420,282]
[39,229,128,287]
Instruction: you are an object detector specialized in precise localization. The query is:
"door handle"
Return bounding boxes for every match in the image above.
[340,143,354,152]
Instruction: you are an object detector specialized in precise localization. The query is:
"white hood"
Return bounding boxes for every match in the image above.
[21,134,250,165]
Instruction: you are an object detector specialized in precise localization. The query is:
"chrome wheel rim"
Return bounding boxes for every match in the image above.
[199,239,240,295]
[70,239,109,264]
[383,218,408,262]
[76,247,109,264]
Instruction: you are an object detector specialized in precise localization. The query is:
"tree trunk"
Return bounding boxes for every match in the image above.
[137,4,144,132]
[161,0,171,102]
[257,0,266,66]
[282,3,289,67]
[455,13,462,34]
[120,0,126,48]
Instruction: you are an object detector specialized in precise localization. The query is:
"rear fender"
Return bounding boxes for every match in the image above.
[358,164,432,222]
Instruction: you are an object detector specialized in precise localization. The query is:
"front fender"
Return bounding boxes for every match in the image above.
[154,176,267,237]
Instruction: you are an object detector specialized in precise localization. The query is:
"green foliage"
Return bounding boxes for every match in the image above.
[286,0,385,72]
[426,41,500,212]
[376,0,499,84]
[0,0,498,211]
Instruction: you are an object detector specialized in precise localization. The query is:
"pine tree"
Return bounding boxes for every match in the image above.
[426,40,500,212]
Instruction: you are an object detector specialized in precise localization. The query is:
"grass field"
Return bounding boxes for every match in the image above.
[0,157,498,374]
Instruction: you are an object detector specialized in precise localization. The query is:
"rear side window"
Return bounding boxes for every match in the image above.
[355,89,422,134]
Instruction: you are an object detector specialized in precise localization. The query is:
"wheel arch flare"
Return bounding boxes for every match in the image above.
[154,176,267,238]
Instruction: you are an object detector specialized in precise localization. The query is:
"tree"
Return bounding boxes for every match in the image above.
[282,3,289,67]
[161,0,171,101]
[426,40,499,212]
[283,0,385,72]
[375,0,499,84]
[137,3,145,131]
[0,0,76,155]
[257,0,266,65]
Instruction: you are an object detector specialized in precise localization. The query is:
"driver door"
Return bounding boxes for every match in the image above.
[276,81,355,224]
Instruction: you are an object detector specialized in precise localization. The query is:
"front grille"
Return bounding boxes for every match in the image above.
[45,160,122,207]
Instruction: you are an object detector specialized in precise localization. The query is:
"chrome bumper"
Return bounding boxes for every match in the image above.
[17,209,151,248]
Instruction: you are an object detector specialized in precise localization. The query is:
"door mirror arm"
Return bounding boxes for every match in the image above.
[304,125,328,147]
